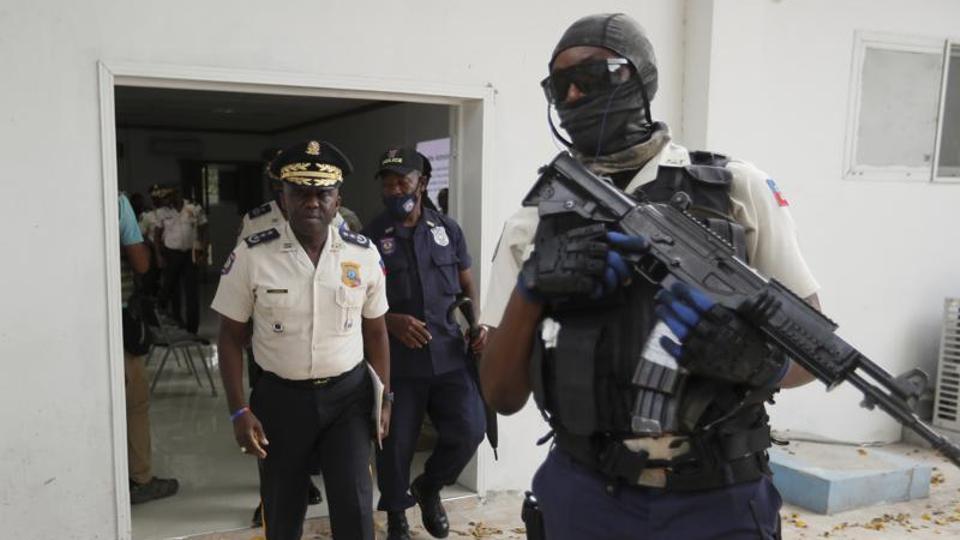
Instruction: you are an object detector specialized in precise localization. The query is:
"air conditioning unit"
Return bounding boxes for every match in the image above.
[933,298,960,431]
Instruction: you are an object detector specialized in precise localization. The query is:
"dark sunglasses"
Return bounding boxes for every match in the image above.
[541,58,633,103]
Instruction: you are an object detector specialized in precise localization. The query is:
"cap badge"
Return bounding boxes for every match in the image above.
[306,141,321,156]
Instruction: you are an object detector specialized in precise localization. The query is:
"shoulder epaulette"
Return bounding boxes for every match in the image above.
[244,228,280,248]
[247,202,272,219]
[339,228,371,248]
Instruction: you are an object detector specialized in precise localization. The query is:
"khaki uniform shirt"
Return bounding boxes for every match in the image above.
[480,142,820,327]
[212,222,388,380]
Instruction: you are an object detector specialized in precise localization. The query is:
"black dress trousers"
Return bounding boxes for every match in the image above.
[251,363,374,540]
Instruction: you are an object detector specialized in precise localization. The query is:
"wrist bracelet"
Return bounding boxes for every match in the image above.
[230,406,250,422]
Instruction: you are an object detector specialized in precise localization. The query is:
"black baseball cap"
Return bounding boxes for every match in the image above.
[377,147,424,177]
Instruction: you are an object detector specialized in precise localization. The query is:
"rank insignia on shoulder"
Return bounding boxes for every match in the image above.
[248,202,272,219]
[221,251,236,275]
[244,228,281,247]
[339,228,371,248]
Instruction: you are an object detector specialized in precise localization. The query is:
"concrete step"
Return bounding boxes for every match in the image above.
[770,441,932,515]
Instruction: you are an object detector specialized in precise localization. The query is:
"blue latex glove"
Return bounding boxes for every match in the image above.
[653,281,716,359]
[596,231,649,298]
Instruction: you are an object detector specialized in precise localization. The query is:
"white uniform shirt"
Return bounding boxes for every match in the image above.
[239,200,285,240]
[212,222,389,380]
[480,142,820,327]
[139,209,159,239]
[158,202,208,251]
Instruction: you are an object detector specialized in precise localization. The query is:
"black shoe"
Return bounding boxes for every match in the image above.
[387,510,411,540]
[251,504,263,528]
[130,477,179,505]
[308,479,323,505]
[411,476,449,538]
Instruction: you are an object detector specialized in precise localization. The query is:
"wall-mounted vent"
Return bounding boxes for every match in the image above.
[934,298,960,431]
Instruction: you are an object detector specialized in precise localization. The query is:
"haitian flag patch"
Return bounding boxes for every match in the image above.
[766,178,789,207]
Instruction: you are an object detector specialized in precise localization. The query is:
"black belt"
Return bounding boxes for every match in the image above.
[262,362,364,389]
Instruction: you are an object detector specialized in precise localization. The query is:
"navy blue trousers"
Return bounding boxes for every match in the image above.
[376,368,485,511]
[532,449,782,540]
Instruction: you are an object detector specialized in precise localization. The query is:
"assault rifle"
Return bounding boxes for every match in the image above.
[522,152,960,467]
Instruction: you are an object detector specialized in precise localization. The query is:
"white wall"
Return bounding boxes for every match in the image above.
[701,0,960,443]
[0,1,685,537]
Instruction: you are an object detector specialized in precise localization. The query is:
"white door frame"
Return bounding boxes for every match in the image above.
[97,60,495,540]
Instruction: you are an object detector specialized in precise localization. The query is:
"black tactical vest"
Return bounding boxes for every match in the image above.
[530,151,777,491]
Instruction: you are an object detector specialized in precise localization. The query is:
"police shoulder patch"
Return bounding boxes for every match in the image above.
[244,228,281,248]
[248,202,272,219]
[339,228,371,248]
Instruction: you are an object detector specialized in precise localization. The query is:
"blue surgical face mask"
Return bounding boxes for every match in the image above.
[383,192,418,220]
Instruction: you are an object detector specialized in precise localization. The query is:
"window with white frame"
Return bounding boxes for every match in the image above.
[845,32,960,183]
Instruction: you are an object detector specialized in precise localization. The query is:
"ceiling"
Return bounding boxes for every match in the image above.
[114,86,392,134]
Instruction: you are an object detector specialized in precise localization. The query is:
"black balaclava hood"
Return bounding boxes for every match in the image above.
[549,13,659,156]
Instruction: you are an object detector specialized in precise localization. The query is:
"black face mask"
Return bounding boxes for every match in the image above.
[555,78,653,156]
[382,192,419,220]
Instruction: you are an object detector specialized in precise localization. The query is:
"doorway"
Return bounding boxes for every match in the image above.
[100,63,492,540]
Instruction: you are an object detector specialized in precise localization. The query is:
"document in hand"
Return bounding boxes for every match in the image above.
[366,363,385,449]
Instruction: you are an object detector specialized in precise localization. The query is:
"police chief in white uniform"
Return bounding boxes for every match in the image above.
[213,140,391,540]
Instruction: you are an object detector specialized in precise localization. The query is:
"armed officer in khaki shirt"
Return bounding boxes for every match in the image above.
[213,140,391,540]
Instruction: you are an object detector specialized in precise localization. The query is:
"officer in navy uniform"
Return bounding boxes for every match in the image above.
[363,147,487,540]
[213,140,392,540]
[480,14,822,540]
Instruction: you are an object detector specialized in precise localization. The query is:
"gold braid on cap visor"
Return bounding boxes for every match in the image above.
[279,162,343,187]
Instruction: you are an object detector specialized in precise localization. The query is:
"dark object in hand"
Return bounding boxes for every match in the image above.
[521,223,609,299]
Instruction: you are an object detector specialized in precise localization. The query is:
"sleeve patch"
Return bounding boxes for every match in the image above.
[766,178,790,207]
[244,228,280,247]
[248,202,272,219]
[339,228,371,248]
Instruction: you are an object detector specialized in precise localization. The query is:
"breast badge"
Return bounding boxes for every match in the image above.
[431,226,450,247]
[379,237,396,255]
[341,261,362,288]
